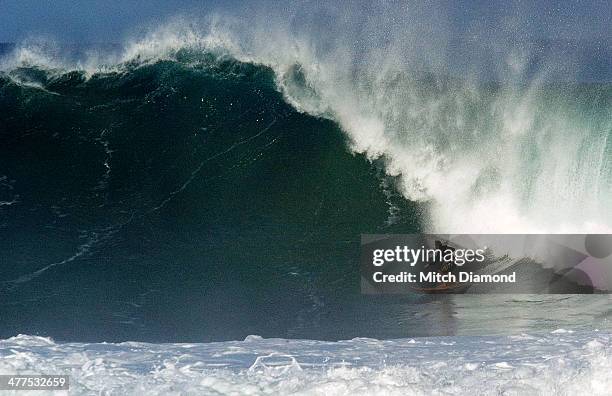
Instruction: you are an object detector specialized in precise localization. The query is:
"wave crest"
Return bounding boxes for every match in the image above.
[3,13,611,233]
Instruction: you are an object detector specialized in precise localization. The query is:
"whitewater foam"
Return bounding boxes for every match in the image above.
[1,332,611,395]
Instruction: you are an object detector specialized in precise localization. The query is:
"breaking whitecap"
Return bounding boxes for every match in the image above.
[1,332,611,395]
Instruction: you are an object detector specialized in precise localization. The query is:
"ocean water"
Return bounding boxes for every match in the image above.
[0,6,611,394]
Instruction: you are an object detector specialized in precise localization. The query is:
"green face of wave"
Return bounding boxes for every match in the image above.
[0,56,421,342]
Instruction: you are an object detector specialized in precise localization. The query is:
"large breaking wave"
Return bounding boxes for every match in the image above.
[1,6,611,342]
[2,11,612,233]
